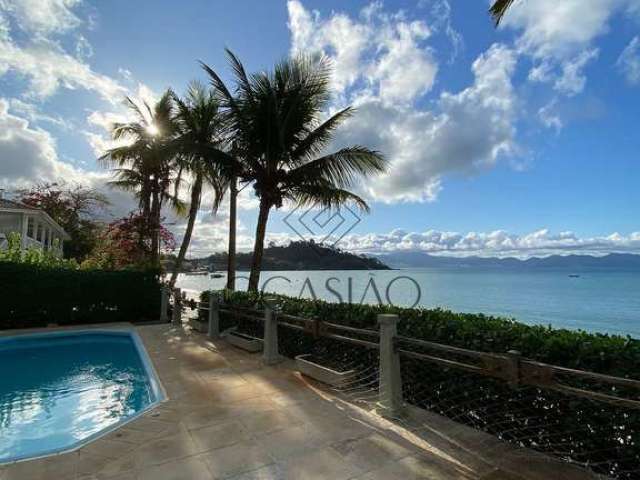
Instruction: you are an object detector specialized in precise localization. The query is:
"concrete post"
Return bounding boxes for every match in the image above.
[378,314,403,416]
[171,288,182,325]
[208,291,220,339]
[160,286,169,322]
[262,306,280,365]
[506,350,522,387]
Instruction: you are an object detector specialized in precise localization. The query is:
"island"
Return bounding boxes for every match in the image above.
[165,240,390,272]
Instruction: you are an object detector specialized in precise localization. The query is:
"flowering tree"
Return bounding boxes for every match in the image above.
[18,182,109,260]
[82,212,175,270]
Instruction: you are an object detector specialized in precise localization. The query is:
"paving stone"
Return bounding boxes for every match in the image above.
[189,420,249,452]
[278,446,363,480]
[238,409,304,435]
[330,432,413,472]
[200,441,274,479]
[3,324,597,480]
[137,456,213,480]
[226,464,285,480]
[80,439,136,459]
[256,424,330,461]
[129,432,200,469]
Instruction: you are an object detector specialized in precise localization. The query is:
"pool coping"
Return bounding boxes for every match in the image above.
[0,326,168,466]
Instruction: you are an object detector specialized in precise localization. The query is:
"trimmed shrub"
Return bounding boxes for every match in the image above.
[202,290,639,377]
[0,262,161,329]
[203,290,640,479]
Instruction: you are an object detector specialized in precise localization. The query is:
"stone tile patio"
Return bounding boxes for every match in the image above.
[0,324,595,480]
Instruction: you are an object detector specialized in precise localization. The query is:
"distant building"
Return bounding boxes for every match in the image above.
[0,195,70,257]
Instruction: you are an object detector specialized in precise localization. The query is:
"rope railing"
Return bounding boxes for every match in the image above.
[208,302,640,408]
[187,298,639,479]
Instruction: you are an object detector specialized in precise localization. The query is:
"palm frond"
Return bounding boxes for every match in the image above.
[489,0,516,26]
[286,146,386,189]
[290,107,354,163]
[287,181,370,212]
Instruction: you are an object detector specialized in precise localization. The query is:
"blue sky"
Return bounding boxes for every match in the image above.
[0,0,639,257]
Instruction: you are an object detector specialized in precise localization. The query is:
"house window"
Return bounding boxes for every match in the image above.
[36,223,43,242]
[0,213,21,234]
[26,217,34,238]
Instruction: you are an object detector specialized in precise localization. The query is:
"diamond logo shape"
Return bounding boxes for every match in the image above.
[283,203,361,253]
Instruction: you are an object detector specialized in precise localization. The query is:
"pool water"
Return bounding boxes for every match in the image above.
[0,331,164,463]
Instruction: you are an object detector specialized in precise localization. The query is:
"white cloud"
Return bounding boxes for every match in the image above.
[288,1,370,95]
[500,0,639,95]
[288,0,438,104]
[0,1,126,102]
[335,228,640,257]
[0,0,82,36]
[617,36,640,85]
[422,0,463,63]
[537,99,562,131]
[188,224,640,258]
[0,98,77,184]
[75,34,93,60]
[7,98,73,130]
[335,44,517,203]
[288,2,517,203]
[553,48,599,95]
[0,98,138,218]
[0,36,126,102]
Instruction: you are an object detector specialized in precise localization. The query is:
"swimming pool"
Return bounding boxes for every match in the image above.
[0,330,165,463]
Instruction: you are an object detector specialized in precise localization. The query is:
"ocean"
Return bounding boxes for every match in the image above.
[176,268,640,338]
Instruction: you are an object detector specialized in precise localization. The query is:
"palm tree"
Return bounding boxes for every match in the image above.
[101,92,183,265]
[204,51,387,292]
[489,0,516,26]
[226,168,238,291]
[167,82,230,287]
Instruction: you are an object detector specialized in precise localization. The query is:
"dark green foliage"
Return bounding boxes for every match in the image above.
[206,289,639,376]
[203,290,640,478]
[0,263,161,329]
[187,240,389,272]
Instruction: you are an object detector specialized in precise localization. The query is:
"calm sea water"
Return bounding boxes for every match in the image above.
[176,268,640,338]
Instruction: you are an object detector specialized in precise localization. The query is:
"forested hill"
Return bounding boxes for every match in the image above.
[185,241,390,271]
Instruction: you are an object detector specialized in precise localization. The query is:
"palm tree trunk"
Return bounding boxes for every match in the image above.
[169,174,203,288]
[150,181,161,265]
[140,181,151,255]
[247,198,270,293]
[225,174,237,291]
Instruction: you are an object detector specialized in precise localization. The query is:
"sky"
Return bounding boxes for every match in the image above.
[0,0,639,258]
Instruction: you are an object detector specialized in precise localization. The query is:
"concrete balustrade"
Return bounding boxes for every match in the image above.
[262,305,281,365]
[160,286,169,322]
[378,313,404,417]
[208,291,220,339]
[171,288,182,325]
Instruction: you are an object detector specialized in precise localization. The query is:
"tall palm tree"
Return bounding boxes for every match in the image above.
[204,51,387,292]
[101,92,183,265]
[489,0,516,26]
[167,82,230,287]
[226,168,238,291]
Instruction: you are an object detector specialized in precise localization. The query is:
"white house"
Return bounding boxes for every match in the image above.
[0,196,70,257]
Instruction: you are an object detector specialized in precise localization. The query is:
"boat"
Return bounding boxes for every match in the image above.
[184,270,209,276]
[568,274,581,278]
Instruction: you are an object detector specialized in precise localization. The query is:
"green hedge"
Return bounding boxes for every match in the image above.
[203,290,639,478]
[203,290,639,377]
[0,262,161,329]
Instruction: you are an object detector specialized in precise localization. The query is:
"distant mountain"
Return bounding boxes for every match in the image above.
[376,252,640,270]
[174,240,390,271]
